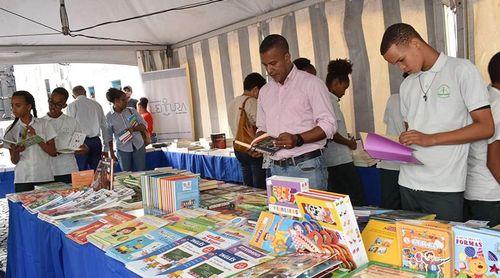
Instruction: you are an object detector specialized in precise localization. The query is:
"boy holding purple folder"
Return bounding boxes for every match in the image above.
[380,23,494,221]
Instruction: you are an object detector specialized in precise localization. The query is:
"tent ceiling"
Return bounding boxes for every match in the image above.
[0,0,301,65]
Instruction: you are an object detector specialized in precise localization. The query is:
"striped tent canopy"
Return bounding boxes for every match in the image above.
[171,0,449,139]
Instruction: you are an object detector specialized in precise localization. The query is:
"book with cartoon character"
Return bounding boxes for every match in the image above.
[88,215,169,250]
[453,225,499,278]
[248,211,300,256]
[396,220,453,278]
[295,189,368,267]
[105,227,187,263]
[266,175,309,218]
[361,219,400,265]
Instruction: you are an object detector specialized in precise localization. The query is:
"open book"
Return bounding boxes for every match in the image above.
[360,132,422,164]
[234,133,281,155]
[58,132,86,153]
[1,135,44,148]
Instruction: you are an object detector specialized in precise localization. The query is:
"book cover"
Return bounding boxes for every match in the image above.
[234,133,280,155]
[396,220,453,277]
[167,216,219,236]
[66,211,135,244]
[56,214,104,234]
[249,211,299,256]
[371,210,436,221]
[361,219,400,265]
[106,227,186,263]
[71,170,94,189]
[88,215,169,250]
[453,225,499,278]
[58,131,86,153]
[360,132,422,164]
[266,175,309,218]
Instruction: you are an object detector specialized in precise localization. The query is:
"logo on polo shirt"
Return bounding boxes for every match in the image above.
[436,85,450,98]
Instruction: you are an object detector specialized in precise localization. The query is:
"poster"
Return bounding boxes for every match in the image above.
[141,68,193,141]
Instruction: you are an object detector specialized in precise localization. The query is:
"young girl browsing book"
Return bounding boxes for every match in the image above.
[3,91,57,192]
[104,88,147,172]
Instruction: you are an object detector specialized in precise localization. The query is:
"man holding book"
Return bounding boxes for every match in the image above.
[256,34,337,190]
[380,23,494,221]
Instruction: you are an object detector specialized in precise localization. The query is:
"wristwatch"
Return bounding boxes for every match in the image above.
[295,134,304,147]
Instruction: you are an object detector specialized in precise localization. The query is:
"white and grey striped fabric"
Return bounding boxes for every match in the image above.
[171,0,447,139]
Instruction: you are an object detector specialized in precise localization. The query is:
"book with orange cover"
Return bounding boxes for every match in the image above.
[71,170,94,189]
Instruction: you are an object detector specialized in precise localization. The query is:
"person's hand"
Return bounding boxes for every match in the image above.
[399,130,436,147]
[11,144,26,154]
[348,137,357,150]
[126,127,134,133]
[26,126,36,136]
[275,132,297,149]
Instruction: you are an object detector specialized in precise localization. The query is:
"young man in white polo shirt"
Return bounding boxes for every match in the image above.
[464,52,500,226]
[380,23,494,222]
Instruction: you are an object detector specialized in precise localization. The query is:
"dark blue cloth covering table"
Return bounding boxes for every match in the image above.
[6,201,139,278]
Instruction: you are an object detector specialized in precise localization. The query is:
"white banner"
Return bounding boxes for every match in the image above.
[141,68,194,141]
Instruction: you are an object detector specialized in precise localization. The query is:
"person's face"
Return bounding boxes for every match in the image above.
[11,96,31,118]
[329,79,350,99]
[383,39,424,74]
[48,93,67,115]
[250,86,260,98]
[261,47,292,84]
[124,89,132,98]
[114,94,128,111]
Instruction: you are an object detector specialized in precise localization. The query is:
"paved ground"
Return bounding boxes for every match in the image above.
[0,199,8,272]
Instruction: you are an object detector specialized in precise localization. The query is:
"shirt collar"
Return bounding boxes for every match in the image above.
[76,95,86,100]
[411,52,447,79]
[273,65,297,87]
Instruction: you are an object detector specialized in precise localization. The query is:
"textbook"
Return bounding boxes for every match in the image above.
[57,131,86,153]
[360,132,422,164]
[361,219,400,265]
[266,175,309,218]
[453,225,500,278]
[106,226,187,263]
[249,211,299,256]
[87,215,169,250]
[234,133,280,155]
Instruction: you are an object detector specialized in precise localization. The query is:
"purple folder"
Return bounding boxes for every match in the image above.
[362,133,423,165]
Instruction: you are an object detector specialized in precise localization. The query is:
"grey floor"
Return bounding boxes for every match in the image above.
[0,199,8,272]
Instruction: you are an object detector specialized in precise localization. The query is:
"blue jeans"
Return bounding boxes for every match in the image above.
[76,137,102,170]
[270,155,328,190]
[117,145,146,172]
[234,150,267,189]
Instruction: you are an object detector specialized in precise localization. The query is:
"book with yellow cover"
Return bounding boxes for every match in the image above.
[396,220,453,278]
[361,219,400,265]
[295,189,368,267]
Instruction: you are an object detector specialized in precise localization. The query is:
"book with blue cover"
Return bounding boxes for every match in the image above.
[106,227,187,263]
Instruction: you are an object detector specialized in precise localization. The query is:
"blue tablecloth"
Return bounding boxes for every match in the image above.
[6,201,138,278]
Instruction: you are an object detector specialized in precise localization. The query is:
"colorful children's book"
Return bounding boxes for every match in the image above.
[370,210,436,221]
[126,230,239,276]
[348,262,427,277]
[295,189,368,267]
[453,225,499,278]
[360,132,422,164]
[249,211,300,256]
[2,134,44,148]
[66,211,135,244]
[396,220,453,277]
[266,175,309,218]
[71,170,94,189]
[56,214,104,234]
[88,215,169,250]
[106,226,186,263]
[167,216,219,236]
[231,253,335,278]
[361,219,400,265]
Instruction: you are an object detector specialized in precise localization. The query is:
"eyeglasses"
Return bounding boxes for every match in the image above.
[48,99,65,108]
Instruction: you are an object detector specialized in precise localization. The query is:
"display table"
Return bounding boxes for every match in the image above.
[6,201,138,278]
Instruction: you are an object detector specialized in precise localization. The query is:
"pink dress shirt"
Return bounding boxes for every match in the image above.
[256,66,337,160]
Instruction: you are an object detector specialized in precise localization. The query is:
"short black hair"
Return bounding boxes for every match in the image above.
[293,58,312,70]
[243,73,267,91]
[259,34,289,54]
[380,23,424,55]
[51,87,69,101]
[106,88,125,103]
[488,52,500,84]
[123,85,132,92]
[138,97,149,108]
[326,59,353,86]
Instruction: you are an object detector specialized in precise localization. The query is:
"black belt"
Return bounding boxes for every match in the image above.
[273,149,322,167]
[86,136,100,139]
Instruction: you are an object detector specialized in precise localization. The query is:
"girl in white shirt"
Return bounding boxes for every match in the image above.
[4,91,57,192]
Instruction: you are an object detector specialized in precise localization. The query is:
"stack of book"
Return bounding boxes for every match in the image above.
[266,175,309,218]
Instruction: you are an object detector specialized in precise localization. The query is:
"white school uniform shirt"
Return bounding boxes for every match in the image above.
[66,95,107,138]
[399,53,490,192]
[323,94,353,167]
[465,85,500,201]
[3,117,57,183]
[378,94,405,171]
[42,114,81,176]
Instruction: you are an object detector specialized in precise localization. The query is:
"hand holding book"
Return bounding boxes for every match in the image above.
[235,133,281,155]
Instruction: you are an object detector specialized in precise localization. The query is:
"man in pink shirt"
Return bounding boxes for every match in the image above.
[257,34,337,189]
